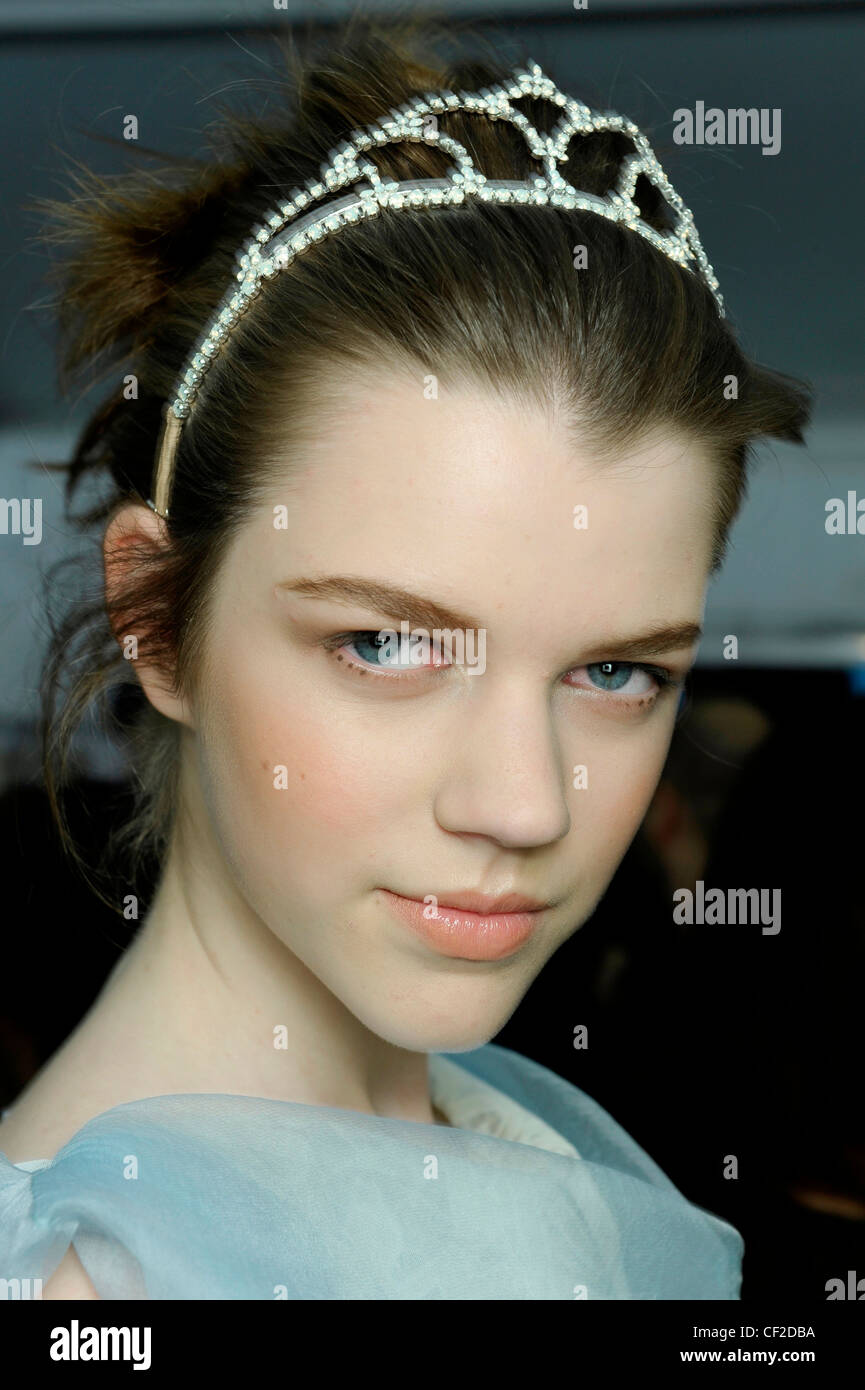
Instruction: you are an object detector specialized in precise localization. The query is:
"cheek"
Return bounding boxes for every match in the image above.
[578,716,675,867]
[198,667,407,880]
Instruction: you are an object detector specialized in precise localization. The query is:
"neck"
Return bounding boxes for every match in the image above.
[85,808,440,1127]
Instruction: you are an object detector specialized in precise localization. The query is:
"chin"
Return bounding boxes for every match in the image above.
[348,989,519,1056]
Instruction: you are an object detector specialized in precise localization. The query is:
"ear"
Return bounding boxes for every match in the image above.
[103,501,195,729]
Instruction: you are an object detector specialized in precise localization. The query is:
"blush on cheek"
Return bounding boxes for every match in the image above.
[212,685,394,867]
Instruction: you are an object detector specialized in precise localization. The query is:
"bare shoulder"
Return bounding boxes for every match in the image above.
[0,1045,127,1166]
[0,943,159,1166]
[0,1008,147,1165]
[0,1070,90,1165]
[43,1245,101,1301]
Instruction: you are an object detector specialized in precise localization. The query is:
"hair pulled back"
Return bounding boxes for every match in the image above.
[36,14,812,907]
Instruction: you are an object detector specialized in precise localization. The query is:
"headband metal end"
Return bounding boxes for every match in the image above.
[151,405,183,519]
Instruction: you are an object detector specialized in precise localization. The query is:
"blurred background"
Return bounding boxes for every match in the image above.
[0,0,863,1300]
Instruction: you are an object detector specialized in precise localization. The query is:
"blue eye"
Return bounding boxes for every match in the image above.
[323,631,679,701]
[350,632,403,668]
[566,661,677,700]
[586,661,634,692]
[323,629,451,679]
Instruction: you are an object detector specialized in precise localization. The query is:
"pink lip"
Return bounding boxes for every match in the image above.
[379,888,547,961]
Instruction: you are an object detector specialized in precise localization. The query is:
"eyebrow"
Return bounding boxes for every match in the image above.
[277,575,703,659]
[277,575,478,633]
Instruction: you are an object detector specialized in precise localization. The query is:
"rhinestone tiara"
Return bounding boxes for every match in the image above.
[148,60,724,518]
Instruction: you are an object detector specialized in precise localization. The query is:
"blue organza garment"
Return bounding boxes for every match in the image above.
[0,1042,742,1299]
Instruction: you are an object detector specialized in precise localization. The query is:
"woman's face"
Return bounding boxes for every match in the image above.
[185,366,717,1053]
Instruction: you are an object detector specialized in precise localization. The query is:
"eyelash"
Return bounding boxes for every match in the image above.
[321,630,681,703]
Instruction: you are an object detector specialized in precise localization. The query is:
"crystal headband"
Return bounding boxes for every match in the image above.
[147,60,724,519]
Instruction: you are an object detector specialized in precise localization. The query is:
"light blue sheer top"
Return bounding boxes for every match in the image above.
[0,1042,742,1299]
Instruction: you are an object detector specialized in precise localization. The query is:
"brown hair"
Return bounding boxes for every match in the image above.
[36,13,812,910]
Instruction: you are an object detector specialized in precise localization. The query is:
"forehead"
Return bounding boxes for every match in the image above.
[234,368,717,640]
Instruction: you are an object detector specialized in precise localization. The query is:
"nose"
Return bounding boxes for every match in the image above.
[432,675,572,849]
